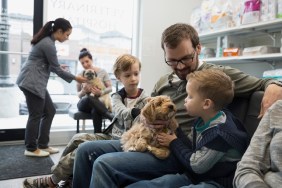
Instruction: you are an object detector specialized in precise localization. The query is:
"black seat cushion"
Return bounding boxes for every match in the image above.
[227,91,263,138]
[243,91,264,137]
[68,108,92,120]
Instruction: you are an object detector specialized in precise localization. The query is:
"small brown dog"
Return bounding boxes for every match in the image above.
[120,95,178,159]
[83,69,112,111]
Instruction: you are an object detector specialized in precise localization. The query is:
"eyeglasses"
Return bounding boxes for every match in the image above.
[165,51,195,66]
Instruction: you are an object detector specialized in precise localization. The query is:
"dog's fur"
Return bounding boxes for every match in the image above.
[120,95,178,159]
[83,69,112,111]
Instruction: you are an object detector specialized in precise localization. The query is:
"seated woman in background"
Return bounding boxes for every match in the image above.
[233,99,282,188]
[76,48,114,133]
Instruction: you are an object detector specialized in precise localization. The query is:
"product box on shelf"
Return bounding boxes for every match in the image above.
[223,48,241,57]
[242,46,280,56]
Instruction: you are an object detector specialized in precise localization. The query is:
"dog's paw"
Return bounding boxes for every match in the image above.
[154,150,170,159]
[128,146,137,152]
[148,146,170,159]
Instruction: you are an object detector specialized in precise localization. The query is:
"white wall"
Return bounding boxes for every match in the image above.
[138,0,201,93]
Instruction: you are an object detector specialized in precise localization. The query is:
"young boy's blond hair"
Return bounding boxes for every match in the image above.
[113,54,141,78]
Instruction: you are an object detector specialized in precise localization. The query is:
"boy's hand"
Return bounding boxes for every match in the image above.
[157,132,177,147]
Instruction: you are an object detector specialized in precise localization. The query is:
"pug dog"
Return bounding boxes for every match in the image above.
[83,69,112,111]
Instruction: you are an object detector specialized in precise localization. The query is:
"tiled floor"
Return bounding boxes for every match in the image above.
[0,145,66,188]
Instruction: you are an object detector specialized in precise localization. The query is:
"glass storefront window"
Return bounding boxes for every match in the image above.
[0,0,33,121]
[0,0,136,135]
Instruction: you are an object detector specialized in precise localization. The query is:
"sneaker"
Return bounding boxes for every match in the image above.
[24,149,50,157]
[41,147,59,154]
[23,176,56,188]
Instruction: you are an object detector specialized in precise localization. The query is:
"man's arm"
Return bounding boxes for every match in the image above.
[259,83,282,118]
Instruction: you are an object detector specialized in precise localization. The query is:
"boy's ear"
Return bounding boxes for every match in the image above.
[203,98,212,110]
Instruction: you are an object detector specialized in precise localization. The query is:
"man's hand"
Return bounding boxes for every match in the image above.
[259,83,282,118]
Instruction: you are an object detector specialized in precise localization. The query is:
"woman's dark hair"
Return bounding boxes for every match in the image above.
[31,18,72,45]
[78,48,93,60]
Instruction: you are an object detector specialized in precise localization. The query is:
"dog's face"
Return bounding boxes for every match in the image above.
[141,95,176,124]
[83,69,97,81]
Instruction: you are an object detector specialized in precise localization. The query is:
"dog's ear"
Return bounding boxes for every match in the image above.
[82,70,86,77]
[141,98,156,122]
[146,97,153,103]
[94,71,98,77]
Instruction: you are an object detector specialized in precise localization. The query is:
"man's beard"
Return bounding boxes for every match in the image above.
[174,59,198,80]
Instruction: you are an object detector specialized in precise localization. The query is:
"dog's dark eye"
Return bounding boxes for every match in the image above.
[155,101,162,106]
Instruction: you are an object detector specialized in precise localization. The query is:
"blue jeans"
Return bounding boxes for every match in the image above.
[126,174,224,188]
[72,140,183,188]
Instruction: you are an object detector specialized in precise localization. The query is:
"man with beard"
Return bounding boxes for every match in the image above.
[72,23,282,188]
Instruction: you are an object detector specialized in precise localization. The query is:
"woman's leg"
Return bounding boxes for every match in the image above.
[38,90,56,149]
[92,108,102,133]
[21,88,45,151]
[78,96,113,120]
[72,140,122,188]
[77,96,113,133]
[90,151,184,188]
[89,96,114,120]
[77,96,92,112]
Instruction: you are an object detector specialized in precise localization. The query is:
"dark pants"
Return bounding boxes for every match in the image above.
[77,96,109,133]
[21,88,56,151]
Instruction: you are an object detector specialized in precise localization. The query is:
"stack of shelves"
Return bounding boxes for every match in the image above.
[199,19,282,65]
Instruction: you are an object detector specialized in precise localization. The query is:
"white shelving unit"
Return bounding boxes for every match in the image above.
[201,53,282,64]
[200,19,282,41]
[199,19,282,65]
